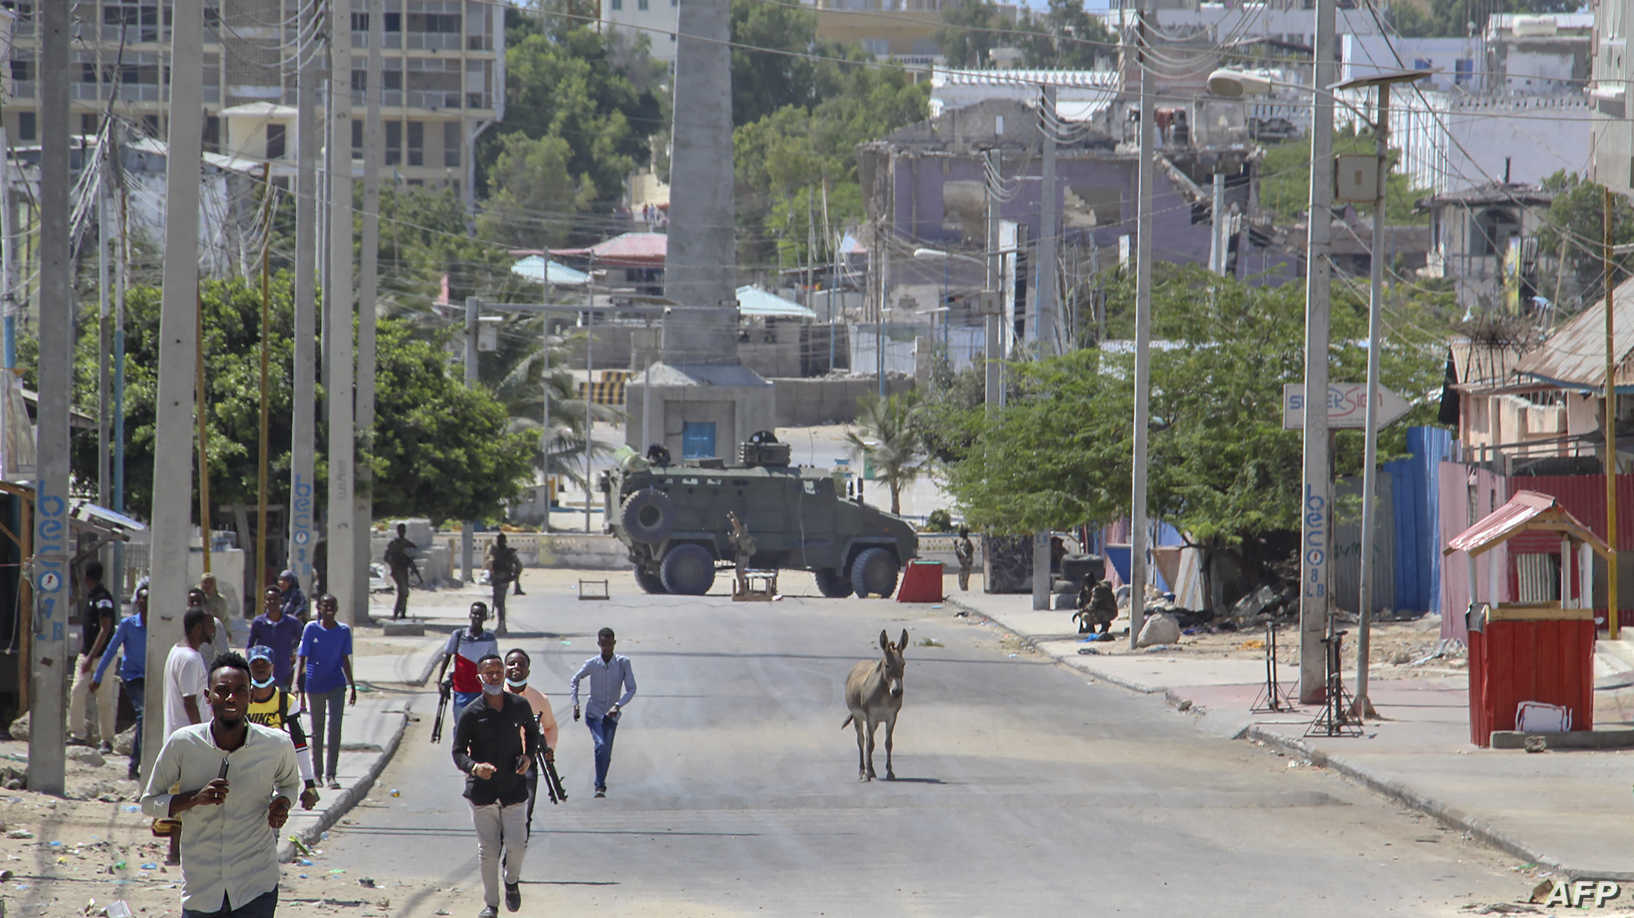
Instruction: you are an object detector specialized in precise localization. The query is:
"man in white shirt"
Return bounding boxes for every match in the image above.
[164,608,216,738]
[142,650,300,917]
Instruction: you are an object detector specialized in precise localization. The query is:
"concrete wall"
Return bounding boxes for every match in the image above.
[770,377,915,426]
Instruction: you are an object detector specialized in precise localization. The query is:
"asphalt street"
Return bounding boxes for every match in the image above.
[321,581,1530,916]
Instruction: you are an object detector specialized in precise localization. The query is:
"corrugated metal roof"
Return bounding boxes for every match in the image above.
[1513,275,1634,391]
[1444,489,1610,558]
[550,232,668,267]
[931,67,1120,89]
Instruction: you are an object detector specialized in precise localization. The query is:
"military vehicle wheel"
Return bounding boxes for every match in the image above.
[661,544,715,595]
[634,568,667,594]
[850,548,899,598]
[814,567,853,598]
[619,488,675,543]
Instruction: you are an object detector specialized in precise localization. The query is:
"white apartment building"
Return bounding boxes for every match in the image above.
[3,0,504,199]
[602,0,680,64]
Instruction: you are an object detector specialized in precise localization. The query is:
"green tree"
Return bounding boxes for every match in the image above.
[1386,0,1577,37]
[1536,171,1634,315]
[1259,131,1429,226]
[937,0,1003,69]
[731,0,831,127]
[1017,0,1116,69]
[476,133,598,249]
[847,392,925,515]
[479,24,664,225]
[55,276,535,527]
[941,264,1451,609]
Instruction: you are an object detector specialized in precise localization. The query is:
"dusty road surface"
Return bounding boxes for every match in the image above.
[2,571,1548,916]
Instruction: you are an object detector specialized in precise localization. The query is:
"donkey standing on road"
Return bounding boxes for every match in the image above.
[842,628,909,781]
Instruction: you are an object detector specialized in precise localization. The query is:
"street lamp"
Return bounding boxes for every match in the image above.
[1332,68,1429,720]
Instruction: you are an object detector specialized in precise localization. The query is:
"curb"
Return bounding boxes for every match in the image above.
[946,594,1628,882]
[1238,724,1634,883]
[943,595,1166,696]
[277,703,410,864]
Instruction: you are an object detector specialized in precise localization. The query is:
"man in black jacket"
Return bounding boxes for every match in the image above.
[452,653,547,917]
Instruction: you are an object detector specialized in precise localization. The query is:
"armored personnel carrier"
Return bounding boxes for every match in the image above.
[602,432,918,597]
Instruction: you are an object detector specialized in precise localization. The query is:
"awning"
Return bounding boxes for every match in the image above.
[1444,489,1611,559]
[510,254,590,287]
[736,285,816,320]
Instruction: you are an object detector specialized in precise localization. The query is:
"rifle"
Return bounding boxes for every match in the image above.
[430,681,451,744]
[533,746,568,803]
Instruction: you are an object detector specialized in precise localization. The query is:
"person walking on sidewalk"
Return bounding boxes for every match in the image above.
[485,535,519,635]
[954,528,975,592]
[436,603,499,711]
[296,594,356,790]
[504,648,559,835]
[69,560,119,750]
[452,653,544,917]
[248,586,302,690]
[93,584,149,780]
[141,651,301,918]
[570,627,637,798]
[245,646,321,811]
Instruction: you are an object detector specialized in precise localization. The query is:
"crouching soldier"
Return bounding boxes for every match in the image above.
[1073,579,1117,635]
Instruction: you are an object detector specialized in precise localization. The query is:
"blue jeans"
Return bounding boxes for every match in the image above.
[182,886,278,917]
[586,712,620,791]
[121,677,145,775]
[307,687,345,781]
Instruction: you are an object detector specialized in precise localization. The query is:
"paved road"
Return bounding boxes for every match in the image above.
[322,583,1530,916]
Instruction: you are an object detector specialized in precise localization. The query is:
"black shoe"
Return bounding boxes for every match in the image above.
[594,788,606,798]
[478,907,499,918]
[505,882,521,912]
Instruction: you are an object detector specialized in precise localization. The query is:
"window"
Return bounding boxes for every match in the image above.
[385,121,402,165]
[444,122,461,167]
[203,116,220,153]
[638,0,648,9]
[142,114,159,135]
[351,12,369,31]
[80,114,97,136]
[384,12,401,31]
[9,59,29,83]
[611,0,621,10]
[17,113,34,142]
[352,69,367,93]
[352,119,363,159]
[266,123,286,160]
[407,121,424,166]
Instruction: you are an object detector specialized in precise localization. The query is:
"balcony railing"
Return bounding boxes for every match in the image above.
[405,32,461,51]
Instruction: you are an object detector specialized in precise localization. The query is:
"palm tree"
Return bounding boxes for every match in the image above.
[846,392,924,516]
[483,315,621,491]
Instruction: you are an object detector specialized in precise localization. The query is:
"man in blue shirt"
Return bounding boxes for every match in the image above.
[93,585,149,781]
[569,626,637,798]
[296,594,355,789]
[248,585,303,689]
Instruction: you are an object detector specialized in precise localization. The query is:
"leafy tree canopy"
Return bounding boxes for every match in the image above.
[1536,171,1634,315]
[48,276,535,526]
[938,0,1114,70]
[1386,0,1578,38]
[1259,130,1429,226]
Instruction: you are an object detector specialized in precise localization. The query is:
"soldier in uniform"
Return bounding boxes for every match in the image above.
[485,534,520,635]
[953,527,975,592]
[1074,578,1117,635]
[727,511,756,597]
[385,523,418,619]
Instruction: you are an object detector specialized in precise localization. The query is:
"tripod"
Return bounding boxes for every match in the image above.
[1251,621,1296,713]
[1306,628,1362,737]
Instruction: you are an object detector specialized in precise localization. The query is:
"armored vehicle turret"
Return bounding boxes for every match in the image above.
[602,432,918,597]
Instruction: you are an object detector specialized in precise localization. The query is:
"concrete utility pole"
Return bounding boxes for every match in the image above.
[1129,7,1154,649]
[353,0,383,624]
[1209,173,1227,275]
[142,0,204,780]
[290,0,319,600]
[1298,0,1337,704]
[985,149,1003,419]
[28,0,71,796]
[327,0,357,618]
[464,297,477,582]
[1033,84,1061,612]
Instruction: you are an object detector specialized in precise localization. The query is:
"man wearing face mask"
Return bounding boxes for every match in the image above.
[244,646,321,811]
[452,654,544,917]
[503,648,559,837]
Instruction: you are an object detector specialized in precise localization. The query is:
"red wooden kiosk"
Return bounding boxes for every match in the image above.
[1444,490,1610,747]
